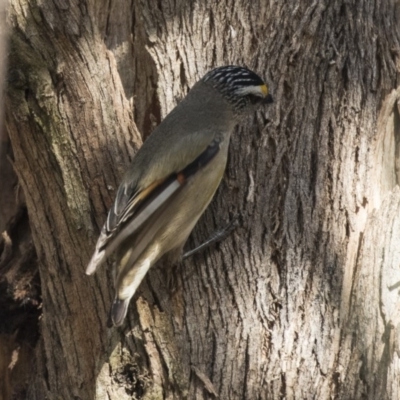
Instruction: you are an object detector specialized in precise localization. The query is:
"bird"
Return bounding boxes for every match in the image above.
[86,65,273,327]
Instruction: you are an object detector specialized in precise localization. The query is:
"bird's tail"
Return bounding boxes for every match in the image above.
[107,298,130,327]
[86,228,109,275]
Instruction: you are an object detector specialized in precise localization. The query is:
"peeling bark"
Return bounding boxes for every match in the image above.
[2,0,400,399]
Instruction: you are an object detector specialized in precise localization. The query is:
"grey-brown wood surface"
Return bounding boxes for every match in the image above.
[2,0,400,399]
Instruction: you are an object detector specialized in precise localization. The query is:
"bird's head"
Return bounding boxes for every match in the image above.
[202,65,273,113]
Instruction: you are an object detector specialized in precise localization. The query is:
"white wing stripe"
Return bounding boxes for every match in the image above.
[103,179,181,259]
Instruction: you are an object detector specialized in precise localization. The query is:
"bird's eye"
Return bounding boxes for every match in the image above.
[247,94,262,105]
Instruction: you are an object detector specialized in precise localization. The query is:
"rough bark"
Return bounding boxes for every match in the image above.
[2,0,400,399]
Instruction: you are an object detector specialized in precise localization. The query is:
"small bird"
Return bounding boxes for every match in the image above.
[86,65,273,327]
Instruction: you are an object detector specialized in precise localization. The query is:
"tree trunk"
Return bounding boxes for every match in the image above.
[3,0,400,399]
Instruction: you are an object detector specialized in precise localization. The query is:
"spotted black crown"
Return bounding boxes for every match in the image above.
[204,66,264,87]
[202,66,271,111]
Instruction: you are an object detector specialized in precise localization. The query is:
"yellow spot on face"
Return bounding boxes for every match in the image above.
[260,84,269,96]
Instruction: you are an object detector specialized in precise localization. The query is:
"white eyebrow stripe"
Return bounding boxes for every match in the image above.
[235,85,266,96]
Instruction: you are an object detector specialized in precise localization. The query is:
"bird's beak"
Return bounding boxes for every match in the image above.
[263,93,273,104]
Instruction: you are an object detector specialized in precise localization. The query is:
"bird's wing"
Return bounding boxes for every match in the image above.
[85,138,221,275]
